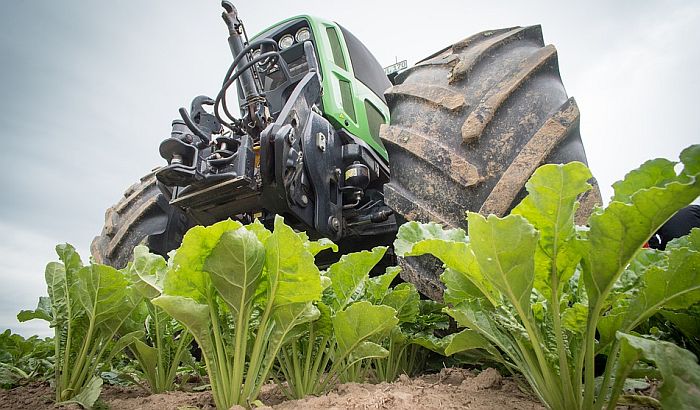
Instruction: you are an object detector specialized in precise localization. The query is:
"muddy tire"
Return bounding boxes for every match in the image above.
[381,26,601,300]
[91,171,190,269]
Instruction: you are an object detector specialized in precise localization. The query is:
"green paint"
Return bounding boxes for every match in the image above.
[253,16,390,161]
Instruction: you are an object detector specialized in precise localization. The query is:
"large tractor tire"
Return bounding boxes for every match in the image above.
[91,171,190,269]
[381,25,601,300]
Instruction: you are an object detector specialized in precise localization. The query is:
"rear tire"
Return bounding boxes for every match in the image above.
[91,171,190,269]
[382,26,601,300]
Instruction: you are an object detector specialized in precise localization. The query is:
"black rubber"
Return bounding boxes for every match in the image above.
[381,26,601,300]
[90,171,191,269]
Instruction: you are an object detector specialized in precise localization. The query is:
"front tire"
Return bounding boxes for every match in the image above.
[382,26,601,299]
[91,171,190,268]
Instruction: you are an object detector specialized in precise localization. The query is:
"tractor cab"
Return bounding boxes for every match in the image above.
[155,5,396,242]
[241,16,391,160]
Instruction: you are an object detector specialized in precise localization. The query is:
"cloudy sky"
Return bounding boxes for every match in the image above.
[1,1,698,337]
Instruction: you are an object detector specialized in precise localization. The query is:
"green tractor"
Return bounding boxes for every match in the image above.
[91,2,599,299]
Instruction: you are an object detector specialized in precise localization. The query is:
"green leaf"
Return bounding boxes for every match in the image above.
[320,275,332,291]
[60,375,102,410]
[151,294,219,398]
[151,295,215,367]
[155,217,329,408]
[599,231,700,349]
[597,313,626,356]
[104,330,145,365]
[661,309,700,340]
[133,339,159,378]
[30,245,144,403]
[397,224,471,273]
[56,243,84,278]
[381,283,420,324]
[680,145,700,175]
[561,303,588,335]
[616,332,700,409]
[396,221,498,305]
[666,227,700,251]
[333,301,398,360]
[45,261,68,326]
[76,264,132,326]
[53,244,83,319]
[616,248,664,293]
[203,227,265,315]
[46,244,82,326]
[0,366,22,388]
[120,304,191,394]
[348,341,389,363]
[165,219,243,302]
[17,296,52,322]
[265,216,323,307]
[270,302,320,348]
[412,300,450,332]
[391,145,700,410]
[585,151,700,306]
[388,326,408,345]
[395,221,467,257]
[445,300,521,363]
[0,330,53,388]
[327,247,386,311]
[621,246,700,331]
[466,212,538,313]
[129,245,167,299]
[511,162,591,298]
[365,266,401,303]
[305,238,338,256]
[410,333,446,355]
[314,301,333,339]
[611,158,678,203]
[444,328,493,356]
[244,218,272,243]
[440,264,494,306]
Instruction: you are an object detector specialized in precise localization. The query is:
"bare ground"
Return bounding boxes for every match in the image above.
[0,368,543,410]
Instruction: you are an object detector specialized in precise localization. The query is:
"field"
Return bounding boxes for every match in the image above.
[2,147,699,410]
[0,368,543,410]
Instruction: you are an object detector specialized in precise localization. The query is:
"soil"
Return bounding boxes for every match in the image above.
[0,368,543,410]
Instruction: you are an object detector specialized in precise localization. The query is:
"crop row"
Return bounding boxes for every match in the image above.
[5,144,700,409]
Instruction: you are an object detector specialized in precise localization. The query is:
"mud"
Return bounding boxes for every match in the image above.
[478,97,581,216]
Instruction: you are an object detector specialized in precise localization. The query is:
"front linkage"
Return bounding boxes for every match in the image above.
[155,2,395,243]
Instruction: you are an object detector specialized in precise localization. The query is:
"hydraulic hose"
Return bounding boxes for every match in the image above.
[178,107,211,145]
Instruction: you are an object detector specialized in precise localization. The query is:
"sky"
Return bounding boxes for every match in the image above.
[1,1,698,337]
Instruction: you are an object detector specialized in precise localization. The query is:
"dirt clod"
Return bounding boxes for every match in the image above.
[471,368,503,390]
[438,367,473,385]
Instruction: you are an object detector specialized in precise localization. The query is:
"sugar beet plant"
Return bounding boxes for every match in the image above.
[18,245,143,409]
[273,247,396,398]
[275,246,450,399]
[150,216,403,409]
[122,246,194,393]
[0,330,53,389]
[274,248,401,398]
[151,217,315,408]
[359,268,449,383]
[396,145,700,410]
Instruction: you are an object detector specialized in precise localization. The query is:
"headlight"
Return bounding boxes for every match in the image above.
[295,27,311,43]
[278,34,294,50]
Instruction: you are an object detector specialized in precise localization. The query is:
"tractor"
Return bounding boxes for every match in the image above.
[91,2,600,300]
